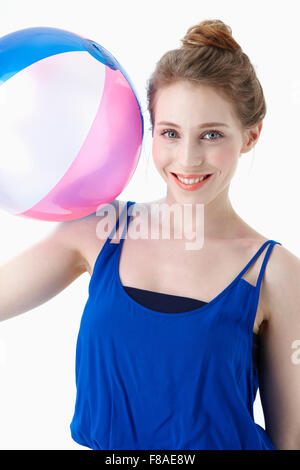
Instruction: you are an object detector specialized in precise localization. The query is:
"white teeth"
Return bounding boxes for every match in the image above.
[176,175,207,184]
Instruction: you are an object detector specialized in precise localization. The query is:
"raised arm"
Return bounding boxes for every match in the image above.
[0,218,88,322]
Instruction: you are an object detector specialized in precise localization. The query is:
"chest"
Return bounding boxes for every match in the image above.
[84,214,269,334]
[117,236,261,303]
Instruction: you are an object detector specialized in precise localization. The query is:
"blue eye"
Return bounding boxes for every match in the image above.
[160,129,224,141]
[203,130,223,140]
[161,129,177,139]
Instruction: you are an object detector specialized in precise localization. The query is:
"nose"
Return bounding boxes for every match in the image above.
[176,137,205,169]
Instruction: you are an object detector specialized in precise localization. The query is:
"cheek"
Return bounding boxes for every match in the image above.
[152,156,169,181]
[209,145,239,173]
[152,140,169,170]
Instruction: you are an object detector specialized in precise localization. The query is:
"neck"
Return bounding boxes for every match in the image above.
[154,188,243,241]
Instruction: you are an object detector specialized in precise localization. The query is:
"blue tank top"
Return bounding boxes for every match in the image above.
[122,287,260,373]
[70,200,281,450]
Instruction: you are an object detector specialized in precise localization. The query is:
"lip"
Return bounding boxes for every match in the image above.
[170,172,213,191]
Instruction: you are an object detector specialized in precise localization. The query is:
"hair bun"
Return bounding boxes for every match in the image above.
[180,19,242,52]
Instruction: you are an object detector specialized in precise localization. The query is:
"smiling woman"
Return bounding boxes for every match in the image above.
[151,80,256,201]
[130,18,299,450]
[2,17,300,452]
[67,19,299,451]
[146,16,266,205]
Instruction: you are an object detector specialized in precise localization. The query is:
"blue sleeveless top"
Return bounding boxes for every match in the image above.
[122,287,260,373]
[70,200,281,450]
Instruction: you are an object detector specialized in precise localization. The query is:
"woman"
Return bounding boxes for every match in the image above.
[1,19,300,450]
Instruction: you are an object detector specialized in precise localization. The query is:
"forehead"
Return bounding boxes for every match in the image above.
[153,81,238,127]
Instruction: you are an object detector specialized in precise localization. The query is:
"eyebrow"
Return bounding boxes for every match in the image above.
[156,121,229,128]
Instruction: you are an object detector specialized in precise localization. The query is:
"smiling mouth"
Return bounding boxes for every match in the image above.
[170,172,213,190]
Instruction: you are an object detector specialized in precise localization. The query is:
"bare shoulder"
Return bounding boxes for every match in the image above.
[52,199,126,274]
[262,241,300,320]
[264,242,300,287]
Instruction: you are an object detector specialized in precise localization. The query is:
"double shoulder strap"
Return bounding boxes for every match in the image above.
[237,239,282,291]
[107,200,135,243]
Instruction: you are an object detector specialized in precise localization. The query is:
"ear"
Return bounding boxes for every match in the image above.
[240,121,263,154]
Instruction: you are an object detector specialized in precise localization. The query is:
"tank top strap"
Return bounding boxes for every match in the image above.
[255,240,282,291]
[236,239,282,288]
[107,200,136,244]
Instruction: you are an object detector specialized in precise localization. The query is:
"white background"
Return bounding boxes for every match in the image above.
[0,0,299,450]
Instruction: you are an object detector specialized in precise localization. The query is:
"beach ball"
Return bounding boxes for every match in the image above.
[0,27,144,221]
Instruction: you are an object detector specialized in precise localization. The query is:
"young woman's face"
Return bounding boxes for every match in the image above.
[152,80,250,204]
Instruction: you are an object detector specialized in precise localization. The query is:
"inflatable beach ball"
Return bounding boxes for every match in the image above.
[0,27,144,221]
